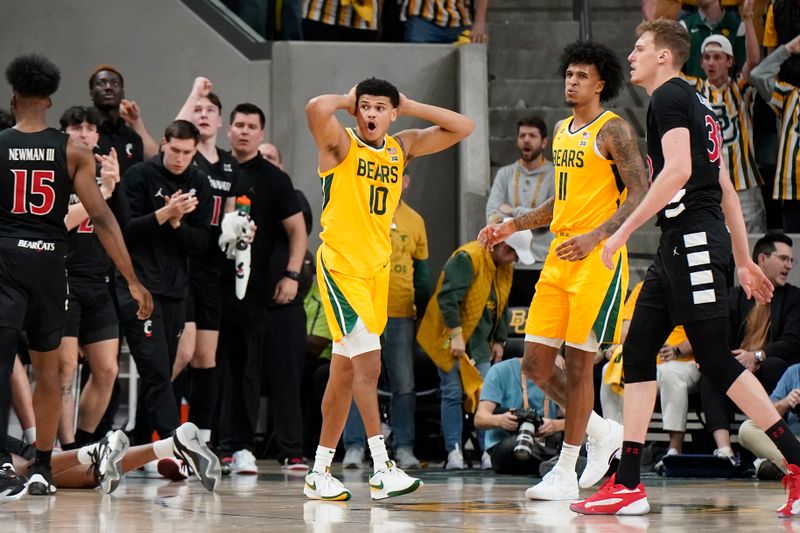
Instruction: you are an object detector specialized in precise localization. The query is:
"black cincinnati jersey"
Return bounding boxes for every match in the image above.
[647,78,724,227]
[191,149,238,267]
[0,128,72,241]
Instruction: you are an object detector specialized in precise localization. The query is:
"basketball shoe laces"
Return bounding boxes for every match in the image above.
[87,441,109,483]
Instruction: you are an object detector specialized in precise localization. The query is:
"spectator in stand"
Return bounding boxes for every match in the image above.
[681,14,766,232]
[700,233,800,463]
[258,142,282,169]
[763,0,800,51]
[739,363,800,479]
[680,0,747,78]
[341,173,431,470]
[474,356,564,475]
[751,34,800,231]
[485,116,555,306]
[403,0,488,44]
[417,233,533,470]
[302,0,379,41]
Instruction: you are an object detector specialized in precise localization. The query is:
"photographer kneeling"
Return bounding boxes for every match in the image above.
[475,356,563,474]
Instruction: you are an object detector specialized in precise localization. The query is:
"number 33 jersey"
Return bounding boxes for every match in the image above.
[0,128,71,241]
[319,127,404,277]
[647,78,724,227]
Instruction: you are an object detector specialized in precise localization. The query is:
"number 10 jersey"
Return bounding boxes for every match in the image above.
[319,127,404,277]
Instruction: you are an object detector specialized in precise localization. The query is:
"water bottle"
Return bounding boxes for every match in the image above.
[234,195,251,300]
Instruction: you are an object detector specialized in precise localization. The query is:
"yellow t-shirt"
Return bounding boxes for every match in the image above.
[318,128,404,277]
[763,4,777,48]
[387,200,428,318]
[550,111,627,235]
[623,282,693,363]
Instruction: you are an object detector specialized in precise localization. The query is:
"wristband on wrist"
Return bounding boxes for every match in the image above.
[284,270,300,281]
[448,326,462,339]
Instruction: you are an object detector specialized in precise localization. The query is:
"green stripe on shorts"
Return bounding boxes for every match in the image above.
[320,259,358,335]
[592,258,623,345]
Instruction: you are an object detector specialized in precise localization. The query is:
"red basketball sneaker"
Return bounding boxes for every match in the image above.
[777,463,800,517]
[570,474,650,515]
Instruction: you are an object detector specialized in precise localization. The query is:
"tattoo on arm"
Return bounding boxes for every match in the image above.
[513,196,554,231]
[393,134,412,164]
[594,118,648,238]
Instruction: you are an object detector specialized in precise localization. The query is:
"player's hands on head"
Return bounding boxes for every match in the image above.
[193,77,213,97]
[478,219,515,250]
[738,261,774,305]
[119,99,141,124]
[397,93,409,115]
[601,229,628,269]
[129,281,153,320]
[346,85,358,116]
[555,230,602,262]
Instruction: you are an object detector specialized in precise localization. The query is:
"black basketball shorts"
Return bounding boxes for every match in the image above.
[63,280,119,344]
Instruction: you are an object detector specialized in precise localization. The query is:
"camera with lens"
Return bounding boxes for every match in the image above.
[511,407,544,461]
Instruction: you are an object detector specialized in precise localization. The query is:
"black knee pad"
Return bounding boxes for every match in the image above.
[621,328,662,384]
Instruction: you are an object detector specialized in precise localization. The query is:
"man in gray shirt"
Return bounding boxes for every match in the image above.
[486,116,555,306]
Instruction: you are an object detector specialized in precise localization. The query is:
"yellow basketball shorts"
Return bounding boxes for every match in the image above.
[316,249,390,343]
[525,235,628,347]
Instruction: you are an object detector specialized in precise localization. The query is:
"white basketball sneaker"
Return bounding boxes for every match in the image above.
[304,468,352,501]
[369,461,423,500]
[525,467,579,501]
[580,418,623,488]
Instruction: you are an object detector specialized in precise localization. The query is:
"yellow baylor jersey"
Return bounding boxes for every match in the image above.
[319,128,404,277]
[550,111,627,234]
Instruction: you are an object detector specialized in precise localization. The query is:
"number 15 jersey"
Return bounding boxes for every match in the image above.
[647,78,723,227]
[0,128,71,241]
[319,128,404,277]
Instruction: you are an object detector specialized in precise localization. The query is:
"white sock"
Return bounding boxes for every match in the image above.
[77,443,97,465]
[198,429,212,443]
[585,412,610,439]
[23,427,36,445]
[153,437,175,460]
[554,443,580,474]
[313,446,336,473]
[368,435,390,472]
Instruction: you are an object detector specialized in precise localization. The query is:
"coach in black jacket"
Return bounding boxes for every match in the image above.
[118,120,212,444]
[700,233,800,457]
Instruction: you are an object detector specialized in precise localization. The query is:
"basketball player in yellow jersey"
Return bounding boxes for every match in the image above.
[479,42,649,500]
[304,78,474,501]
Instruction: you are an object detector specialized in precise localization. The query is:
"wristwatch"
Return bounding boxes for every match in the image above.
[754,350,765,364]
[284,270,301,281]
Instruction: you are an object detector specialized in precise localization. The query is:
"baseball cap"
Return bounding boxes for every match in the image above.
[701,35,733,57]
[505,229,535,265]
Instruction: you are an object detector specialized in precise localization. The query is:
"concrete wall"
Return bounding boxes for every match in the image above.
[0,0,270,147]
[271,41,464,274]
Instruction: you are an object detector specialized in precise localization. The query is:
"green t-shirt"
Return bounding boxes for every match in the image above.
[304,281,332,360]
